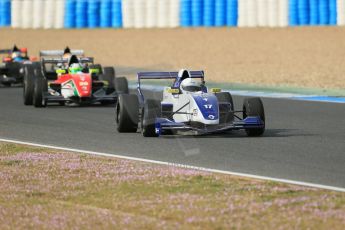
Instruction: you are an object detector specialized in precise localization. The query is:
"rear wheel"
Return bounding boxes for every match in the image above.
[99,66,116,94]
[243,97,265,136]
[116,94,139,132]
[33,69,47,108]
[23,64,35,105]
[215,92,234,124]
[142,99,161,137]
[115,77,129,94]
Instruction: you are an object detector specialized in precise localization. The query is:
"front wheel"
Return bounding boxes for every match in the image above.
[215,92,234,124]
[33,70,47,108]
[116,94,139,132]
[23,64,35,105]
[141,99,161,137]
[243,97,265,137]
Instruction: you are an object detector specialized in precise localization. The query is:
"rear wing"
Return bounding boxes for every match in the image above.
[0,49,11,54]
[39,50,85,57]
[41,57,94,64]
[137,71,204,80]
[137,70,205,103]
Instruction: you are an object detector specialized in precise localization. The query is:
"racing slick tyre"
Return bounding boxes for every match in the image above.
[2,82,11,87]
[23,64,35,105]
[99,66,116,94]
[115,77,129,94]
[243,97,265,137]
[116,94,139,132]
[142,99,161,137]
[215,92,234,124]
[33,69,47,108]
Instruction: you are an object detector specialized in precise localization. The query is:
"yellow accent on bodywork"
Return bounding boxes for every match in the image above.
[56,69,66,74]
[89,68,100,74]
[166,88,180,94]
[210,88,221,93]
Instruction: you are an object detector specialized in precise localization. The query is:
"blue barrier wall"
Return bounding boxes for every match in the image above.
[310,0,320,25]
[1,0,345,29]
[0,0,11,26]
[181,0,192,27]
[112,0,122,28]
[329,0,337,25]
[319,0,330,25]
[298,0,310,25]
[191,0,203,27]
[65,0,76,28]
[100,0,112,27]
[289,0,299,26]
[226,0,238,27]
[203,0,215,26]
[88,0,100,28]
[76,0,88,28]
[215,0,226,26]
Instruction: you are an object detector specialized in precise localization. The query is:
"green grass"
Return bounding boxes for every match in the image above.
[1,142,345,229]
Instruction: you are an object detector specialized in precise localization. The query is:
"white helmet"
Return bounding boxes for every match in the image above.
[178,69,191,79]
[180,77,202,92]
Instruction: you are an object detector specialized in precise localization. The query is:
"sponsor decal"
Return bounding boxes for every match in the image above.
[193,109,198,116]
[192,94,219,120]
[79,81,89,86]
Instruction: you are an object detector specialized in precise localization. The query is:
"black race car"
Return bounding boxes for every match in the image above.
[0,45,38,87]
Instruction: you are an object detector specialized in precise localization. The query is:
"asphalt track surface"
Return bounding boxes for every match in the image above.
[1,87,345,188]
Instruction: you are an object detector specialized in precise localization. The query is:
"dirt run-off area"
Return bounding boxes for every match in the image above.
[1,27,345,89]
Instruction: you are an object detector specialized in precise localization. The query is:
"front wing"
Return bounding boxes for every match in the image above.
[154,117,264,136]
[43,90,118,104]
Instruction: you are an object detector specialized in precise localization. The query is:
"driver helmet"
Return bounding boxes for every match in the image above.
[11,51,20,59]
[20,48,28,58]
[69,63,83,74]
[180,77,202,92]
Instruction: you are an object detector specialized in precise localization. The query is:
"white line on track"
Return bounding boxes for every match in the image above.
[1,137,345,193]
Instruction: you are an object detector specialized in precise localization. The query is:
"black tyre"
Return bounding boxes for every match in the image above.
[2,82,11,87]
[33,69,47,108]
[99,66,116,94]
[141,99,161,137]
[243,97,265,136]
[23,64,35,105]
[116,94,139,132]
[115,77,129,94]
[215,92,234,124]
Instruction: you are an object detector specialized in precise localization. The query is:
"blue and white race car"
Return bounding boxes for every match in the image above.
[115,69,265,137]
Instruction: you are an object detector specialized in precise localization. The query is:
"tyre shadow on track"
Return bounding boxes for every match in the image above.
[0,84,23,89]
[161,129,315,139]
